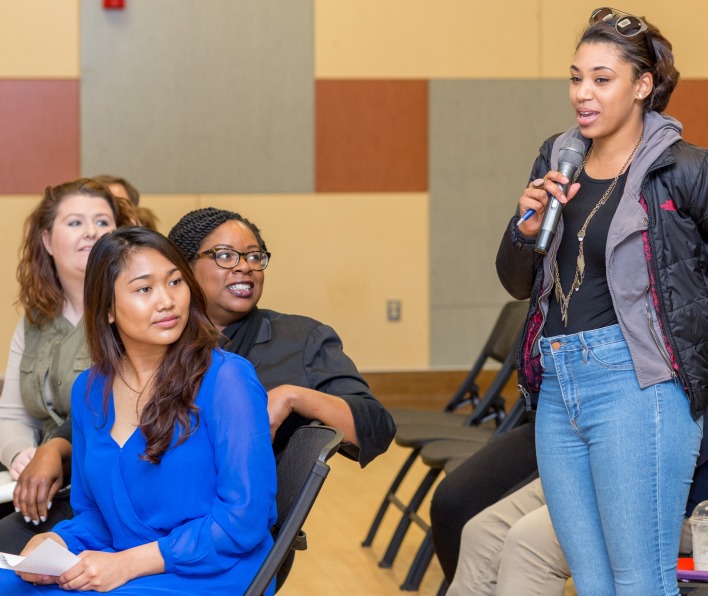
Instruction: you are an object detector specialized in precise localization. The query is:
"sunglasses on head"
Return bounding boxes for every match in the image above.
[590,7,657,64]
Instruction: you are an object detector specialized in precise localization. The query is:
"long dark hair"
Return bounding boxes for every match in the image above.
[84,227,220,463]
[578,15,679,113]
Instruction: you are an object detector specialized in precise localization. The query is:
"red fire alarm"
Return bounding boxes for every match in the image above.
[103,0,125,9]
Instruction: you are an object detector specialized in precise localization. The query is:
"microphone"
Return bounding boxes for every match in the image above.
[535,137,587,255]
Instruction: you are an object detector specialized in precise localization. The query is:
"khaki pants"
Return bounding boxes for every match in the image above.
[447,477,569,596]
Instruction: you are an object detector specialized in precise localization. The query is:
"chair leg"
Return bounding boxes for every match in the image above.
[362,449,420,547]
[378,467,441,568]
[437,577,449,596]
[400,529,435,591]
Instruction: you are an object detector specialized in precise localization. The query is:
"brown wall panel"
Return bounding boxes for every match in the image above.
[0,80,79,194]
[666,80,708,149]
[316,80,428,192]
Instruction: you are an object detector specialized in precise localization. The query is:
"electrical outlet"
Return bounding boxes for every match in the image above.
[387,299,401,322]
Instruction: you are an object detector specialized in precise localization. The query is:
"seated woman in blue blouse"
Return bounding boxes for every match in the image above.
[0,227,276,594]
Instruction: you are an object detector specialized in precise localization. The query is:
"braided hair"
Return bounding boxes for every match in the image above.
[168,207,268,261]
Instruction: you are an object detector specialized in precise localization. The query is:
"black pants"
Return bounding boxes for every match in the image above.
[429,419,538,582]
[0,490,73,554]
[687,460,708,517]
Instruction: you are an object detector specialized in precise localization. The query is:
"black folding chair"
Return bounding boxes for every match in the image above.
[361,301,528,559]
[245,424,344,596]
[387,300,529,429]
[399,397,529,591]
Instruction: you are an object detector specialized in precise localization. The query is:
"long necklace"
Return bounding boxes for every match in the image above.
[554,134,643,326]
[117,362,158,418]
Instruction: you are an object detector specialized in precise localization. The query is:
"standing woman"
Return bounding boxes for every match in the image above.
[0,179,136,549]
[496,8,708,594]
[0,227,276,594]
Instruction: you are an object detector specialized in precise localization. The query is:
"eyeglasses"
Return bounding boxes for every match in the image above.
[194,247,271,271]
[590,7,657,64]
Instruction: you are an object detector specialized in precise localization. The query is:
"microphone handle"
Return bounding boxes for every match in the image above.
[534,161,578,255]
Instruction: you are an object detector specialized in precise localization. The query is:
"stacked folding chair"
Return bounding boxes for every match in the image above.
[362,300,528,590]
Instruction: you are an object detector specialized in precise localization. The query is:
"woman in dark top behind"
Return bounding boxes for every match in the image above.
[168,207,395,465]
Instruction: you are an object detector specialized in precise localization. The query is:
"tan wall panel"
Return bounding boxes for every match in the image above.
[0,197,45,373]
[139,195,201,238]
[197,194,430,371]
[315,0,540,78]
[540,1,708,77]
[0,0,79,78]
[0,193,427,372]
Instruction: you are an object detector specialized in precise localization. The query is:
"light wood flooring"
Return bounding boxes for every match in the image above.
[280,441,576,595]
[280,441,445,595]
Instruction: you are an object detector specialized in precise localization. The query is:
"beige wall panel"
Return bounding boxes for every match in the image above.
[0,0,79,78]
[0,194,426,373]
[540,1,708,77]
[199,194,429,371]
[139,195,201,238]
[0,197,44,373]
[315,0,540,78]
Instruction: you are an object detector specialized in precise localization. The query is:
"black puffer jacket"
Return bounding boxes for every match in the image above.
[497,132,708,419]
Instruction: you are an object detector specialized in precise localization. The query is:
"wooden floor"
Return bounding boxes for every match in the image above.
[280,442,445,595]
[280,441,578,595]
[280,370,577,595]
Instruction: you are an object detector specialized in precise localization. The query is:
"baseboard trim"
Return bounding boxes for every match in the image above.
[363,369,518,411]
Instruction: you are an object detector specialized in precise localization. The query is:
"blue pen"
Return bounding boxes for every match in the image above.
[517,209,535,227]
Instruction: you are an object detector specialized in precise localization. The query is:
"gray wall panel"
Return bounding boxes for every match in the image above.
[431,304,507,368]
[80,0,313,193]
[429,80,574,366]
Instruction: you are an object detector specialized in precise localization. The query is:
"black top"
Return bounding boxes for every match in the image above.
[221,309,395,467]
[544,168,629,337]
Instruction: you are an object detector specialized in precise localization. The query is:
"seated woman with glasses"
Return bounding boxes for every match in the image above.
[167,207,395,464]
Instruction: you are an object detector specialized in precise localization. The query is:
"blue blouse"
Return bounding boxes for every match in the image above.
[0,349,277,595]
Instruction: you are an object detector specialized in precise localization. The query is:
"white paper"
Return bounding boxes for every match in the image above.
[0,538,80,576]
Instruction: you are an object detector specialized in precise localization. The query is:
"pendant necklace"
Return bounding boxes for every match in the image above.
[554,134,643,326]
[117,361,158,418]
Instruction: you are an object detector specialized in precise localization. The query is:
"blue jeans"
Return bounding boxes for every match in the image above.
[535,324,701,595]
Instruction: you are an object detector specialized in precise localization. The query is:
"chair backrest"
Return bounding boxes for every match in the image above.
[490,394,528,438]
[463,327,523,426]
[482,300,529,364]
[244,424,344,596]
[445,300,528,413]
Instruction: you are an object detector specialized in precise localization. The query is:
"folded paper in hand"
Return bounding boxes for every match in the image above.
[0,539,79,576]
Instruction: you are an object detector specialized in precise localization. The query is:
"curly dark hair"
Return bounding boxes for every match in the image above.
[578,14,679,113]
[168,207,267,261]
[84,227,220,464]
[18,178,138,327]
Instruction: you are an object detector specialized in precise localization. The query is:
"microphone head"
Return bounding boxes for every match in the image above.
[535,136,588,255]
[558,137,587,168]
